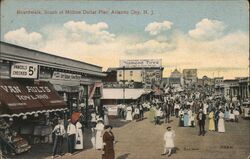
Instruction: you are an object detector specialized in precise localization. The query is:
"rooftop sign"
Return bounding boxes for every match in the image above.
[119,59,162,68]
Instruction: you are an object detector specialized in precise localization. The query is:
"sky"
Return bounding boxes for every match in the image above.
[1,0,249,79]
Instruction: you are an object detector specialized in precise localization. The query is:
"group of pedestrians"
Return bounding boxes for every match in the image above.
[117,103,145,121]
[208,109,225,132]
[89,109,116,159]
[51,118,83,159]
[52,107,116,159]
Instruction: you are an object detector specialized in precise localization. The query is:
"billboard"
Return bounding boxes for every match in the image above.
[120,59,162,68]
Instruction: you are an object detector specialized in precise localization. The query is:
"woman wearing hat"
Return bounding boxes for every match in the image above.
[218,109,225,133]
[95,119,104,150]
[125,105,133,121]
[162,126,175,157]
[102,125,115,159]
[208,110,215,131]
[74,120,83,150]
[103,107,110,126]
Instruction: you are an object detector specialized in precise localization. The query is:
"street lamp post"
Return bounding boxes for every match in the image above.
[123,66,125,105]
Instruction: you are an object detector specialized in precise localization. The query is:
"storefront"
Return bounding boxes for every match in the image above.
[238,77,250,102]
[40,70,104,123]
[0,78,67,155]
[0,41,106,124]
[0,41,106,155]
[39,68,88,114]
[101,88,151,116]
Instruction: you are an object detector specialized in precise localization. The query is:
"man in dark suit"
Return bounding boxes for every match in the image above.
[214,108,220,131]
[197,109,206,136]
[139,103,144,120]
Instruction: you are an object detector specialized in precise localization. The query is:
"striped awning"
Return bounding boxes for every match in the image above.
[0,79,67,117]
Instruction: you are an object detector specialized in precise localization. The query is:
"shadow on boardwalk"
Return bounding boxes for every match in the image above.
[9,117,131,159]
[117,153,130,159]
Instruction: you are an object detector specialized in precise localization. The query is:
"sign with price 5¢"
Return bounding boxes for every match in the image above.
[11,63,38,78]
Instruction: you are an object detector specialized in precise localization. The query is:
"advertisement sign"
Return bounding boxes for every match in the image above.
[52,71,81,81]
[120,59,162,68]
[183,69,197,78]
[11,63,38,78]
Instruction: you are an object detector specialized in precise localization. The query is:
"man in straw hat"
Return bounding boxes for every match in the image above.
[67,119,76,155]
[51,119,65,158]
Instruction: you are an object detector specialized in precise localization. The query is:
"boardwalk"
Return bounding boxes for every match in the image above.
[13,112,250,159]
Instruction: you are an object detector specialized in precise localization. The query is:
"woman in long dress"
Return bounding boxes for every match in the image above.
[183,108,189,127]
[126,105,133,121]
[95,120,104,150]
[91,112,97,129]
[155,106,162,125]
[90,111,97,148]
[233,109,240,122]
[229,109,235,122]
[162,126,175,157]
[208,111,215,131]
[133,107,140,120]
[178,109,184,127]
[224,107,230,121]
[102,125,115,159]
[218,111,225,133]
[190,113,195,127]
[104,108,109,126]
[75,121,83,150]
[187,109,192,126]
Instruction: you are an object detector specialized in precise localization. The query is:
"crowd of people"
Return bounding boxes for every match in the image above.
[50,85,243,158]
[117,103,146,121]
[110,85,243,157]
[136,87,242,136]
[111,85,242,136]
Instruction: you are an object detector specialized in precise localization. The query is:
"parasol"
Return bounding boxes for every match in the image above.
[71,112,81,124]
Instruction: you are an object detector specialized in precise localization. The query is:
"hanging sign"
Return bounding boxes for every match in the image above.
[52,71,81,81]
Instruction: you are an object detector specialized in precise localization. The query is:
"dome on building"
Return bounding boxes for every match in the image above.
[170,69,182,78]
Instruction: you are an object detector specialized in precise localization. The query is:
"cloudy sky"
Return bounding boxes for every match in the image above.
[1,0,249,79]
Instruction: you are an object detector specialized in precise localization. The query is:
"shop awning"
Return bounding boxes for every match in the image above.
[0,79,67,117]
[101,88,149,100]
